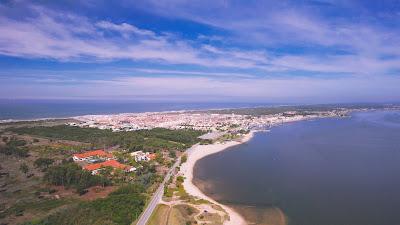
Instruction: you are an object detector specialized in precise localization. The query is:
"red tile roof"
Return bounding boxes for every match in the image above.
[84,160,130,171]
[73,150,113,159]
[148,153,157,160]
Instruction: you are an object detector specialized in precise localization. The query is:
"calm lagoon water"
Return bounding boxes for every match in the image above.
[194,110,400,225]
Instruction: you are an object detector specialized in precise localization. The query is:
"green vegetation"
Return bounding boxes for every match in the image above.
[8,125,204,151]
[6,137,27,146]
[169,150,176,158]
[164,186,173,197]
[147,204,170,225]
[176,176,184,183]
[199,139,213,145]
[34,144,87,158]
[175,176,188,199]
[2,124,204,224]
[0,198,73,219]
[181,154,187,164]
[218,133,240,142]
[168,204,199,225]
[34,158,54,170]
[0,136,29,157]
[26,184,146,225]
[147,204,201,225]
[44,162,110,191]
[165,175,188,200]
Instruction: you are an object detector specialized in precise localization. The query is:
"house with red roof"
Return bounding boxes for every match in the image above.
[72,149,113,162]
[83,159,136,175]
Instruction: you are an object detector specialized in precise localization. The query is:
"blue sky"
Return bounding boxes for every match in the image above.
[1,0,400,103]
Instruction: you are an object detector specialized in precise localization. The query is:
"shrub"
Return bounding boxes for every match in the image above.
[34,158,54,170]
[181,154,187,164]
[31,185,146,225]
[44,163,110,190]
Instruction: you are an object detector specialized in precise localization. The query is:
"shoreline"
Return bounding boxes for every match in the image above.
[180,131,255,225]
[2,104,394,124]
[0,104,280,123]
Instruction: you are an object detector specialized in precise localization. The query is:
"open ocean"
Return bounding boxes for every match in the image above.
[194,110,400,225]
[0,99,271,121]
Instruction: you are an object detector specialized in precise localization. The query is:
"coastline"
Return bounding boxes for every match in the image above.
[0,104,273,123]
[180,131,255,225]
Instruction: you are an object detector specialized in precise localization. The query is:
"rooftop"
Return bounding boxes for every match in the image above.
[73,149,113,159]
[83,159,129,171]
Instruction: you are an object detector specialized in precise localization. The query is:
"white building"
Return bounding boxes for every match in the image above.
[130,151,156,162]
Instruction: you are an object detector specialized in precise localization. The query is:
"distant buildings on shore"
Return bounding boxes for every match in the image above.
[69,109,351,133]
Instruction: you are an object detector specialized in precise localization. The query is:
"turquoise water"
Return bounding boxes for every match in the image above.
[194,110,400,225]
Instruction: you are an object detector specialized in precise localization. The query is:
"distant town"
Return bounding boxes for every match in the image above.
[70,108,353,132]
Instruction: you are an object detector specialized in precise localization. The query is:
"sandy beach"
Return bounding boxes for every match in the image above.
[180,131,255,225]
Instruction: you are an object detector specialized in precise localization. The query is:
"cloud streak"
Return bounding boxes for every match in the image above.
[1,2,399,76]
[0,5,270,70]
[0,1,400,102]
[129,0,400,75]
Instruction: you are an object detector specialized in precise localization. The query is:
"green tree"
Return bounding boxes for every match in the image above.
[176,176,184,183]
[181,154,187,164]
[34,158,54,170]
[169,150,176,158]
[155,151,164,164]
[44,163,110,190]
[99,166,113,177]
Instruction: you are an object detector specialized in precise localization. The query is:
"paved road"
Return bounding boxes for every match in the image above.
[135,154,183,225]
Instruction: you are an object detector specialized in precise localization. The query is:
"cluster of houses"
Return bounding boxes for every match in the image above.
[130,150,157,162]
[73,149,136,175]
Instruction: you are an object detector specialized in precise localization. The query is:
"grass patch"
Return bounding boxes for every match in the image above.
[147,204,170,225]
[197,212,223,224]
[0,198,73,219]
[168,204,199,225]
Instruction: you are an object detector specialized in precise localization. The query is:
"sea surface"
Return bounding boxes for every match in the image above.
[194,110,400,225]
[0,99,269,120]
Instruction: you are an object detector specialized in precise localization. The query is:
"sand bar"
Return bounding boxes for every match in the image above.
[180,131,255,225]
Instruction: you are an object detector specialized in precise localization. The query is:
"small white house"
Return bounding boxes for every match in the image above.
[130,151,156,162]
[130,151,149,162]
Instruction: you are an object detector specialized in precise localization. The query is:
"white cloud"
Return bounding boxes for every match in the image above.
[0,1,400,88]
[127,0,400,75]
[0,5,272,70]
[95,21,156,37]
